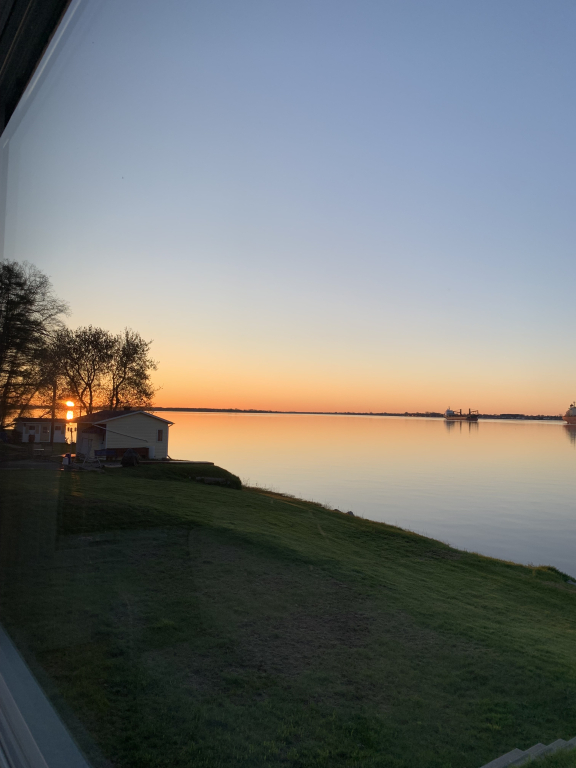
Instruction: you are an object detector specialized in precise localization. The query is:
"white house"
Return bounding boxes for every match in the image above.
[75,409,174,459]
[13,417,69,443]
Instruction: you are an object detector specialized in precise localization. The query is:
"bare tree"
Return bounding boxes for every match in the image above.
[56,326,116,414]
[0,261,68,428]
[50,327,158,416]
[105,328,157,410]
[34,335,76,444]
[0,262,159,429]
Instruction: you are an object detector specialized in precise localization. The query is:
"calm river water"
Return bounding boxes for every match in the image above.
[169,413,576,578]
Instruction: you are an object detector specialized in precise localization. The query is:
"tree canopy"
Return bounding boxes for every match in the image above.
[0,260,68,427]
[0,260,158,426]
[56,326,157,414]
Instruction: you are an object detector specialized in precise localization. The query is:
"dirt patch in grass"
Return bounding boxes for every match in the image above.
[183,528,495,707]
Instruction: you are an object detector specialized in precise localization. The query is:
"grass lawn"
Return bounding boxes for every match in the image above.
[0,440,72,461]
[533,751,576,767]
[1,463,575,768]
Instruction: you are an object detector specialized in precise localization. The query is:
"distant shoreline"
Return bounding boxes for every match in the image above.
[146,407,563,421]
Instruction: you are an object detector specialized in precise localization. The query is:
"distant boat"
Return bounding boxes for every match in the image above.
[444,408,479,422]
[563,403,576,425]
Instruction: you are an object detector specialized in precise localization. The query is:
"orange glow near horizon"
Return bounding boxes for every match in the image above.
[66,410,74,420]
[141,337,573,417]
[152,370,569,417]
[153,394,567,417]
[66,400,74,407]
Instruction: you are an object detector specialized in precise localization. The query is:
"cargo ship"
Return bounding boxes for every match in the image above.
[563,403,576,425]
[444,408,479,422]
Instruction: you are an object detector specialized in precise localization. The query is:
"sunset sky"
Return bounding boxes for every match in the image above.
[2,0,575,414]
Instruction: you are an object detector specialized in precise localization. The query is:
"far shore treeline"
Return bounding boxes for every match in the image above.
[146,406,562,421]
[0,260,157,430]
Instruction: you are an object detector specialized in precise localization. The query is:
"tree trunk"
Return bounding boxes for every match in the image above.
[49,379,57,446]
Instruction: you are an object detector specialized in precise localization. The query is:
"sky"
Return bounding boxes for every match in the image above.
[2,0,575,414]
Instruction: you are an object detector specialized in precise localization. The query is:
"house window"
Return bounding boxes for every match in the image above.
[157,429,163,442]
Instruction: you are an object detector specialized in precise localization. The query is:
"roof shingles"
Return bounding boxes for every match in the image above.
[76,410,173,425]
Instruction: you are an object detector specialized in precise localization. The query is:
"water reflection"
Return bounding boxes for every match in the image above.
[444,419,479,434]
[168,413,576,577]
[563,425,576,446]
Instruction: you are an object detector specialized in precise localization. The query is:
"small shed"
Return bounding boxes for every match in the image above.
[75,409,174,459]
[13,417,69,443]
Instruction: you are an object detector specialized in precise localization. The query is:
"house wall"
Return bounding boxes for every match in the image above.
[76,424,105,456]
[104,413,170,458]
[15,421,68,443]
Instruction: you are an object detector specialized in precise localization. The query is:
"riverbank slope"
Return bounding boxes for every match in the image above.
[1,463,575,768]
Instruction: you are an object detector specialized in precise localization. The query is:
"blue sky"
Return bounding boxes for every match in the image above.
[2,0,576,412]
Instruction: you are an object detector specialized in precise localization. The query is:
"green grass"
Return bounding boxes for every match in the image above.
[1,464,575,768]
[0,440,71,461]
[532,749,576,766]
[122,461,242,488]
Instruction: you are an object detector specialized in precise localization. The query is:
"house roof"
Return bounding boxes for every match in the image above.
[14,417,67,423]
[76,410,174,426]
[76,410,122,423]
[81,425,106,435]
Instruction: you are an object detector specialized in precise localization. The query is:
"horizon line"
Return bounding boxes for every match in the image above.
[145,407,564,420]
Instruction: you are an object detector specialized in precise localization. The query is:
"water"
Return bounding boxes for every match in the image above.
[169,413,576,578]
